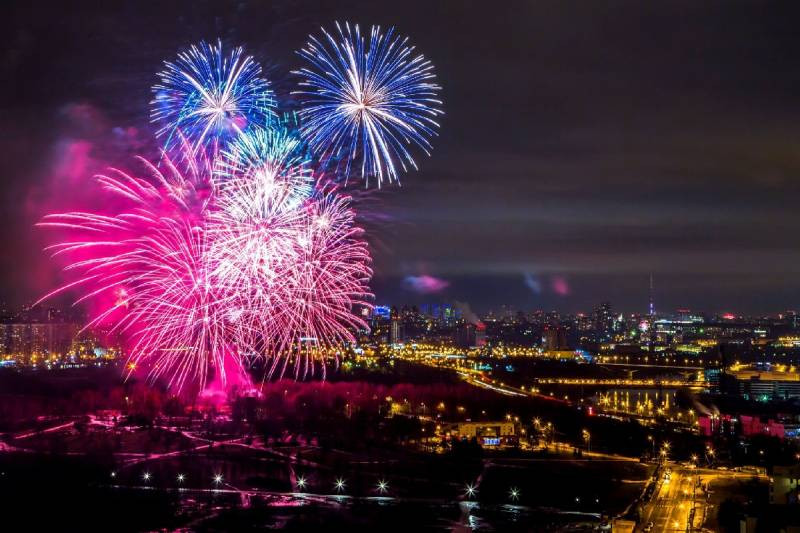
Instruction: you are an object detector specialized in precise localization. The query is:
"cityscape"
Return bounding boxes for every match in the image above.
[2,296,799,531]
[4,1,800,532]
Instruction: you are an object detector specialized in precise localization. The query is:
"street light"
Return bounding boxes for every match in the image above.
[296,475,307,490]
[142,472,151,483]
[582,429,591,452]
[509,487,520,501]
[213,474,223,487]
[177,473,185,483]
[465,483,477,498]
[377,480,388,494]
[334,478,345,492]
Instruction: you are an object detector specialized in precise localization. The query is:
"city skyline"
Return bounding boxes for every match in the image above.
[4,3,800,531]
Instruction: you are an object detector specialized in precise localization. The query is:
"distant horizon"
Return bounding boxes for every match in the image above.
[369,273,800,317]
[4,291,796,320]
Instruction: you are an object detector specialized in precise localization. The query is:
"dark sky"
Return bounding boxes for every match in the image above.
[4,0,800,315]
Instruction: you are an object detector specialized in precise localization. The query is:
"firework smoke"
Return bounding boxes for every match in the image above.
[40,23,442,395]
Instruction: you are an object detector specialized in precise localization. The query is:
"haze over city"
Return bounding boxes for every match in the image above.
[2,1,800,532]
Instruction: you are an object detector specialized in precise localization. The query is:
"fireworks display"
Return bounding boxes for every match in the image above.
[40,24,442,394]
[152,40,275,154]
[295,22,443,186]
[38,147,235,392]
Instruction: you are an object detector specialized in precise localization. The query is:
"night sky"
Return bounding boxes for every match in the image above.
[4,1,800,315]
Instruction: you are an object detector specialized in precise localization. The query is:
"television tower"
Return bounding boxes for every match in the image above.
[649,274,655,317]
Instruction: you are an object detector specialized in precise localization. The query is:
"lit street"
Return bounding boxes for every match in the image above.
[638,465,767,532]
[3,2,800,530]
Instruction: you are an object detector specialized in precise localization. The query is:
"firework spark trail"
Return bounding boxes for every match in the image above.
[152,40,275,155]
[39,23,443,393]
[264,187,373,379]
[38,147,246,392]
[41,140,372,390]
[294,21,443,187]
[209,133,372,379]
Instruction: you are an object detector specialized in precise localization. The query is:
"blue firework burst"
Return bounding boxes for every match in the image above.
[294,22,443,187]
[152,40,275,154]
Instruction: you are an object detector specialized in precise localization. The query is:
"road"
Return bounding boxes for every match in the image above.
[638,465,699,531]
[637,465,766,532]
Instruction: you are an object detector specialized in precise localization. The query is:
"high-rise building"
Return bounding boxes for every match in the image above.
[454,322,486,348]
[390,308,404,344]
[1,317,81,363]
[593,302,613,342]
[542,325,569,351]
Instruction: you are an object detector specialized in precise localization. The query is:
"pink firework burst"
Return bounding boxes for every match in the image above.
[39,136,372,393]
[37,148,244,392]
[208,137,373,379]
[265,186,373,379]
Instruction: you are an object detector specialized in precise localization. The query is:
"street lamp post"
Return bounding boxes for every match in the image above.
[660,441,670,465]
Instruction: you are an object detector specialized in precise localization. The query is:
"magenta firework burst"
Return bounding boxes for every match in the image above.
[40,26,442,394]
[37,148,234,391]
[41,143,372,391]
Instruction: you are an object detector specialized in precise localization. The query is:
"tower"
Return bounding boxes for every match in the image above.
[593,302,613,342]
[649,274,655,317]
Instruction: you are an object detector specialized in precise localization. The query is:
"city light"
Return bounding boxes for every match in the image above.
[6,6,799,533]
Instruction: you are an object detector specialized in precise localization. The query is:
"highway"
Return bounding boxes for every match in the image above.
[637,465,766,532]
[638,465,698,531]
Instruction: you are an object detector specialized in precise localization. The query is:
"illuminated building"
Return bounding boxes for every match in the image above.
[542,325,569,351]
[593,302,613,342]
[390,313,404,344]
[373,305,391,320]
[7,323,29,356]
[475,322,487,347]
[454,322,486,348]
[720,366,800,401]
[443,421,516,446]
